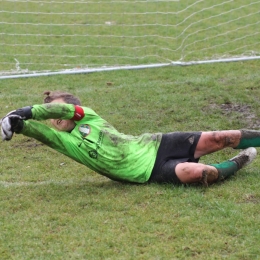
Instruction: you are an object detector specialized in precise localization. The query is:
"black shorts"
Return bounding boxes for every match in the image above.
[148,132,202,184]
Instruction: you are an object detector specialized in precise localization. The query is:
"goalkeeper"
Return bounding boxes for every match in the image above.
[1,91,259,186]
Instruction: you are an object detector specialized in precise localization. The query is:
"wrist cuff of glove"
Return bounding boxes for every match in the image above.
[15,106,33,120]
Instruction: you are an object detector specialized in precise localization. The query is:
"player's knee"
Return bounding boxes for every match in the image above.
[176,163,219,185]
[176,163,205,183]
[187,165,218,185]
[190,165,205,182]
[209,131,227,149]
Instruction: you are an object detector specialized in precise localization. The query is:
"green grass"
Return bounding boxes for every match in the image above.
[0,63,260,259]
[1,0,260,258]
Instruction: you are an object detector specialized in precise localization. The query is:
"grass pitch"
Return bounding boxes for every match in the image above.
[0,63,260,259]
[0,0,260,258]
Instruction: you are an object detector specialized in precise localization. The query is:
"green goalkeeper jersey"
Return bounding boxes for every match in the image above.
[21,103,162,183]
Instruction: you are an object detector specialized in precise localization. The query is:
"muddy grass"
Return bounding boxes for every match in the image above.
[209,103,260,129]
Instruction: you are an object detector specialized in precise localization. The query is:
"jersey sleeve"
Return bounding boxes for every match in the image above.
[21,120,83,163]
[31,103,84,121]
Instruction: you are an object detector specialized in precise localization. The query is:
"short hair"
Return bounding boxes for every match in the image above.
[43,91,81,105]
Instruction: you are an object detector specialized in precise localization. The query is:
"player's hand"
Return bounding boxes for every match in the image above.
[0,106,32,141]
[4,106,32,120]
[1,115,24,141]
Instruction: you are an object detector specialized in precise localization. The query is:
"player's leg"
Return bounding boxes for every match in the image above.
[175,162,218,185]
[194,129,260,158]
[149,131,258,185]
[194,130,241,158]
[235,129,260,149]
[210,147,257,181]
[176,147,257,185]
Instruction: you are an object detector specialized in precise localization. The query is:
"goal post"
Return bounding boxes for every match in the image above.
[1,0,260,79]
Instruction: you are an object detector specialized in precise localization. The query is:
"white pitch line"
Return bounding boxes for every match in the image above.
[0,176,108,188]
[0,179,77,187]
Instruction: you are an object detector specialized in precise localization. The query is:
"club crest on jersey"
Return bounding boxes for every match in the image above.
[79,124,91,138]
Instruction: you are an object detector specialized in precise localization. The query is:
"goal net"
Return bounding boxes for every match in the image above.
[1,0,260,78]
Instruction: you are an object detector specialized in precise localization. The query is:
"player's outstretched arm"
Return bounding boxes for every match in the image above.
[1,112,78,155]
[1,103,84,141]
[31,103,84,121]
[1,103,84,122]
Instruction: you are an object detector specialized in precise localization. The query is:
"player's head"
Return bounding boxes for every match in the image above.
[43,90,81,105]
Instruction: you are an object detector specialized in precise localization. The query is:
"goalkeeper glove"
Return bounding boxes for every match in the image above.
[1,115,24,141]
[0,106,32,141]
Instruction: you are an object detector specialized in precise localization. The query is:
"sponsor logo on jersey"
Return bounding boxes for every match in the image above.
[79,124,91,138]
[89,150,98,159]
[88,131,104,159]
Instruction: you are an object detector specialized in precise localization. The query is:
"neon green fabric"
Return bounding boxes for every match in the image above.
[21,104,162,183]
[32,103,76,120]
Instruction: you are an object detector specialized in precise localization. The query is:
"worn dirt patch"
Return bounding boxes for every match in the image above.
[242,194,260,204]
[12,138,44,148]
[208,103,260,129]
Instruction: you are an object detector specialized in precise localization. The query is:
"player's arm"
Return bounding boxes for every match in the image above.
[3,103,84,121]
[0,103,84,141]
[1,108,86,163]
[32,103,84,121]
[2,117,84,163]
[21,120,81,160]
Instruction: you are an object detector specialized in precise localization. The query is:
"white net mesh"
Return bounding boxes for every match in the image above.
[1,0,260,77]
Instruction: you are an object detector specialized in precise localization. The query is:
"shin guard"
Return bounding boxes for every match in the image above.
[236,130,260,149]
[210,161,238,181]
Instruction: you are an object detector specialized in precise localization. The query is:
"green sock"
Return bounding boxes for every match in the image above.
[236,130,260,149]
[210,160,238,180]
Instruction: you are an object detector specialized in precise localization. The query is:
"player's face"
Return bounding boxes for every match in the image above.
[49,98,76,132]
